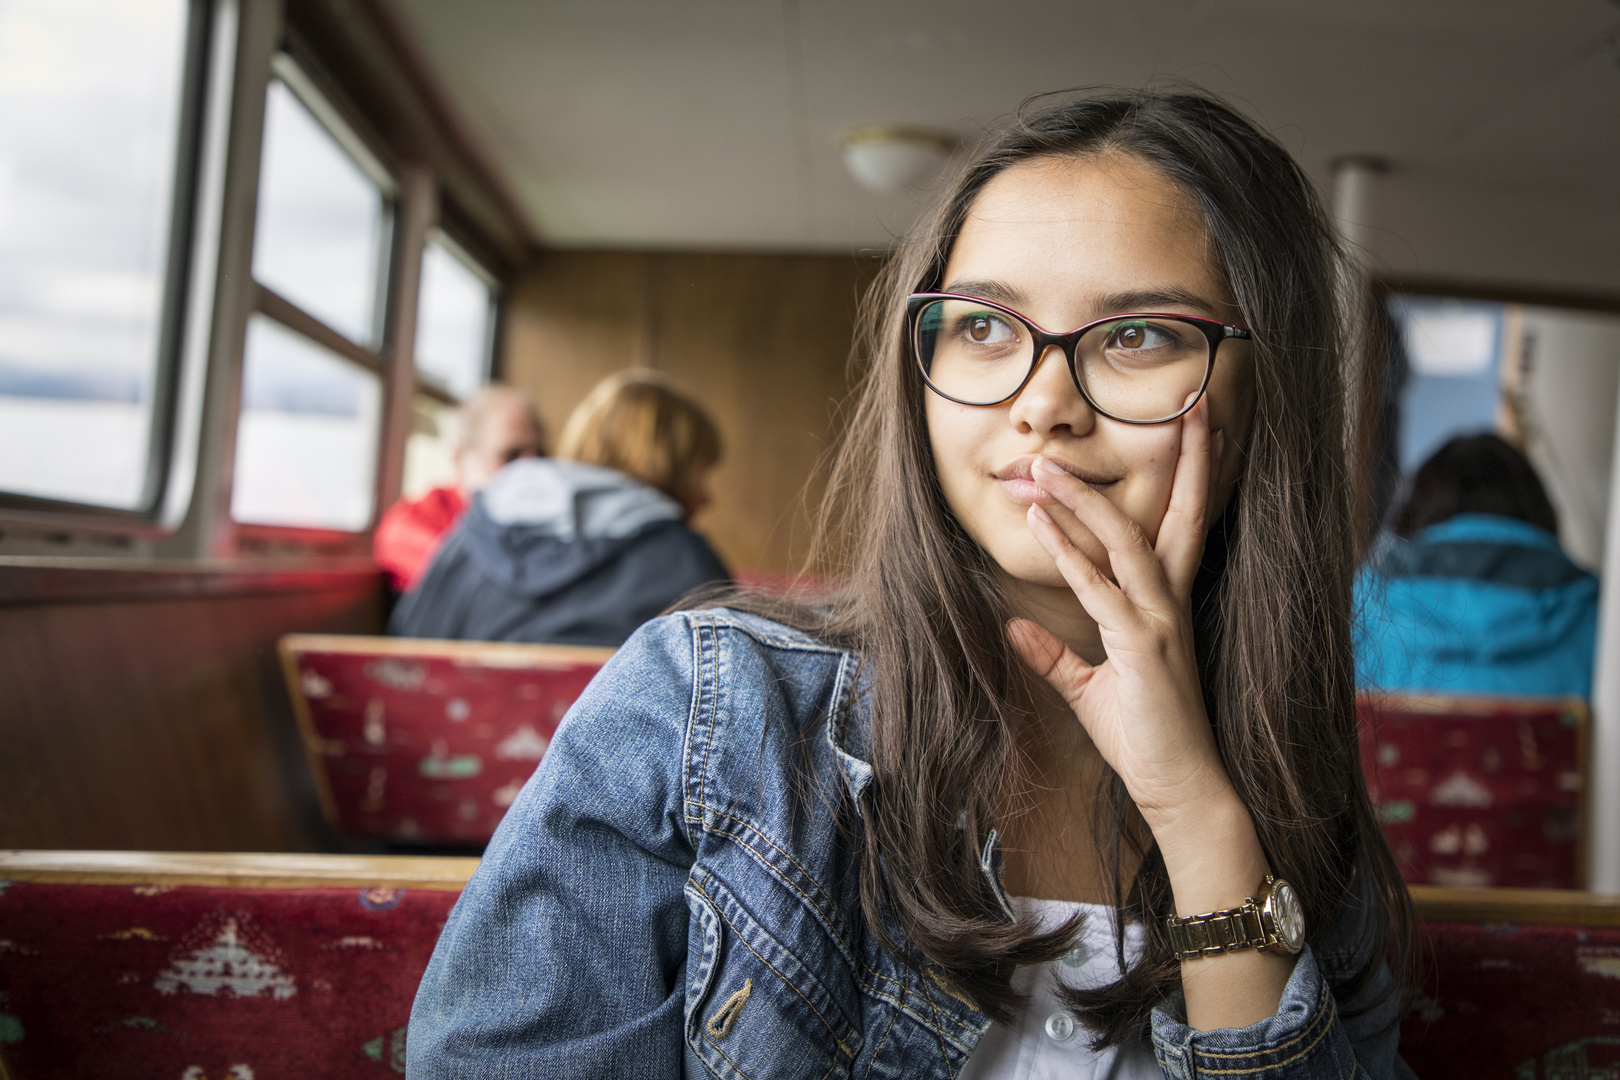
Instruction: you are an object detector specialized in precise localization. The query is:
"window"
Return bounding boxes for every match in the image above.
[415,233,495,400]
[1390,296,1504,473]
[1388,291,1620,571]
[231,56,393,532]
[251,74,389,346]
[231,315,381,530]
[0,0,195,509]
[400,233,497,499]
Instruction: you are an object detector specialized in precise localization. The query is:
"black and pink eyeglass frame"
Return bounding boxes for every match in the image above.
[905,291,1252,425]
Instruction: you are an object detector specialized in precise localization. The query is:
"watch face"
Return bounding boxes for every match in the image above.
[1270,880,1306,951]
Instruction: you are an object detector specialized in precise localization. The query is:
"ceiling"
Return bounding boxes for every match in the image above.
[388,0,1620,291]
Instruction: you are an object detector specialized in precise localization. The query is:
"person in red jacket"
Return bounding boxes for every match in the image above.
[374,385,547,592]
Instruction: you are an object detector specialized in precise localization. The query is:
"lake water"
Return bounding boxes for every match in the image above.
[0,394,375,529]
[0,396,151,508]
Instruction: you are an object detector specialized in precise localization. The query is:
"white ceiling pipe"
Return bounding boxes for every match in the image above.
[1331,155,1389,262]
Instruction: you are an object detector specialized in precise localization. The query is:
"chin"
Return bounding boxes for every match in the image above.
[985,541,1071,592]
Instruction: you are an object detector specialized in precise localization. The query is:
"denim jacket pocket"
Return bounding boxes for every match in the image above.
[684,870,861,1079]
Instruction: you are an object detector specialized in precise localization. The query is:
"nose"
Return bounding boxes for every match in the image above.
[1007,344,1096,438]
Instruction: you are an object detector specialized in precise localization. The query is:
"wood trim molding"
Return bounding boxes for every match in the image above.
[4,850,1618,923]
[1410,884,1620,927]
[1361,692,1589,719]
[0,850,478,891]
[1380,277,1620,316]
[280,632,615,667]
[0,557,381,606]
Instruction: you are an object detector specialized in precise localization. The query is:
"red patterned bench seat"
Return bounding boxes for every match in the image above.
[0,850,476,1079]
[1402,884,1620,1078]
[2,853,1617,1076]
[279,634,614,846]
[1358,694,1587,890]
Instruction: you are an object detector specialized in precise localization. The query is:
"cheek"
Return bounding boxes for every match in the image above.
[924,397,989,500]
[1111,430,1182,544]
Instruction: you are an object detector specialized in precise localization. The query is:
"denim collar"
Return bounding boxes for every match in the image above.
[822,655,1015,923]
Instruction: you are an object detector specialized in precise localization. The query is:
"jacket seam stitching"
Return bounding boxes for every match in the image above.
[700,1033,756,1080]
[679,617,708,850]
[683,818,977,1045]
[1185,981,1339,1072]
[687,804,845,931]
[913,966,961,1078]
[859,995,903,1080]
[690,610,851,655]
[854,974,979,1044]
[695,617,720,832]
[691,876,857,1059]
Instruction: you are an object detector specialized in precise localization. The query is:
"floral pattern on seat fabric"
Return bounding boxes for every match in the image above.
[0,881,457,1079]
[1358,696,1584,889]
[1401,921,1620,1078]
[286,641,608,844]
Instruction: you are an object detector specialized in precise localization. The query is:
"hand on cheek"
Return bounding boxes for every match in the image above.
[1006,399,1239,834]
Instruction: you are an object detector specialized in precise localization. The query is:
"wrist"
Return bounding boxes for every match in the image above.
[1151,792,1271,918]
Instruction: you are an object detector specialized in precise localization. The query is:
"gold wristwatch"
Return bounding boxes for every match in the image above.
[1165,875,1306,960]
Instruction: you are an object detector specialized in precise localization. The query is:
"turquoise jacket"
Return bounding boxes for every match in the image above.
[1354,514,1598,698]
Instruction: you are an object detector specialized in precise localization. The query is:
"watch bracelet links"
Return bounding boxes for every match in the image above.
[1165,903,1269,960]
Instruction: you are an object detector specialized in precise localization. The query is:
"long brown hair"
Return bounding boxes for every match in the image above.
[716,89,1411,1044]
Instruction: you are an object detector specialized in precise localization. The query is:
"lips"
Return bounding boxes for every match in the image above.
[993,455,1116,505]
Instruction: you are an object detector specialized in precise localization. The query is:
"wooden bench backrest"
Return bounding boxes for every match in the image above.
[6,852,1620,1079]
[1358,692,1588,889]
[278,634,613,845]
[0,850,481,1080]
[1401,883,1620,1079]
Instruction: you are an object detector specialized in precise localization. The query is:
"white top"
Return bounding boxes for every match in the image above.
[959,897,1162,1080]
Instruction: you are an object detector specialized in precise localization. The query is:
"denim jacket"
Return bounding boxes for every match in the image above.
[408,609,1412,1079]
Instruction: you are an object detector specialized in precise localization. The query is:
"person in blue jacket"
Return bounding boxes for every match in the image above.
[1355,432,1598,697]
[389,371,729,646]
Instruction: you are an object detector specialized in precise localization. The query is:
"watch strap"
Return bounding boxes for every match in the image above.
[1165,899,1271,960]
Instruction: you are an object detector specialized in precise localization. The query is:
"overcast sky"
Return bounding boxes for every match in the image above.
[0,0,187,385]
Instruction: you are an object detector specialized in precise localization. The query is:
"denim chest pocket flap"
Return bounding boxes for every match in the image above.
[684,871,862,1079]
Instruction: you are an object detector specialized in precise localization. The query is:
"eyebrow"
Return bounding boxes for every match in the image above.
[938,281,1223,323]
[1091,287,1220,317]
[942,279,1026,307]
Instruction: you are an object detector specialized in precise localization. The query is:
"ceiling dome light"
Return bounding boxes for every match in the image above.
[842,126,953,195]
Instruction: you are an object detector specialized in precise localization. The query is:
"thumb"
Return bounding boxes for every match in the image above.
[1006,618,1096,706]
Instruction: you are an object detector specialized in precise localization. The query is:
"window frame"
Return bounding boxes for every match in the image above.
[0,0,524,558]
[413,227,500,404]
[231,48,399,543]
[0,0,222,534]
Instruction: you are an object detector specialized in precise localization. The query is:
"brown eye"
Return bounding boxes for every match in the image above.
[968,316,992,342]
[1118,324,1145,348]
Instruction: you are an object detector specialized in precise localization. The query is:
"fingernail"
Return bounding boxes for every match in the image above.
[1030,503,1054,524]
[1032,456,1062,476]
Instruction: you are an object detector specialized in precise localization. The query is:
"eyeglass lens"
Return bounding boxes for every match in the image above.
[915,298,1212,422]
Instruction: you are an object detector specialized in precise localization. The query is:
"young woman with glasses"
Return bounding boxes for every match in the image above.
[409,90,1414,1079]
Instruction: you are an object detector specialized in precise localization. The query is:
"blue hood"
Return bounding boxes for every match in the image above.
[1354,514,1598,697]
[460,458,686,601]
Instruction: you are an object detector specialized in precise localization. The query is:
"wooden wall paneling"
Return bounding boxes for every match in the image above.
[648,252,876,573]
[499,250,878,573]
[500,251,651,444]
[0,574,384,851]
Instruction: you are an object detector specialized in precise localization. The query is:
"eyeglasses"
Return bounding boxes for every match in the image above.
[906,292,1251,425]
